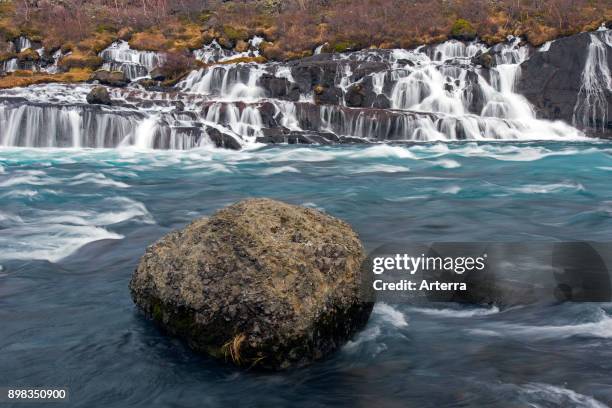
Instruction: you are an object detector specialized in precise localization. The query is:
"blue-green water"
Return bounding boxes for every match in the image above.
[1,142,612,407]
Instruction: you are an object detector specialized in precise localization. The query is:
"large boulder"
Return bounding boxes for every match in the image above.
[86,86,112,105]
[129,199,372,369]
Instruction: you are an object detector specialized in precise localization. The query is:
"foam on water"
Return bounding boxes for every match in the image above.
[409,305,500,318]
[372,303,409,327]
[485,309,612,339]
[259,166,301,175]
[509,181,585,194]
[519,383,608,408]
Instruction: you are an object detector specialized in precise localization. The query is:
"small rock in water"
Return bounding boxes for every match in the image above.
[129,198,373,370]
[86,86,112,105]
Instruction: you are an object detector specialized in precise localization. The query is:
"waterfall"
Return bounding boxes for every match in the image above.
[99,41,165,80]
[15,36,32,52]
[1,58,18,73]
[0,30,599,149]
[179,64,266,99]
[572,32,611,132]
[193,36,263,64]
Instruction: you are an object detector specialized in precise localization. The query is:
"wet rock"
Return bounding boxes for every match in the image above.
[471,51,495,68]
[350,62,389,82]
[173,100,185,112]
[204,126,242,150]
[129,198,372,370]
[86,86,112,105]
[149,67,166,81]
[90,69,128,87]
[372,94,391,109]
[518,30,612,136]
[314,84,342,105]
[345,83,367,107]
[290,58,340,92]
[257,129,340,144]
[258,74,300,101]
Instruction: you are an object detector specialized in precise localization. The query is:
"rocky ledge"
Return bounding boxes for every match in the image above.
[129,198,373,370]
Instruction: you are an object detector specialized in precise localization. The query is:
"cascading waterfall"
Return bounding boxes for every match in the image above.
[0,58,18,73]
[179,64,266,99]
[0,36,64,74]
[193,36,264,64]
[1,30,604,149]
[572,31,611,132]
[100,41,165,80]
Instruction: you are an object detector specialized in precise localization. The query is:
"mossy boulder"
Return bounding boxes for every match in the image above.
[129,198,373,370]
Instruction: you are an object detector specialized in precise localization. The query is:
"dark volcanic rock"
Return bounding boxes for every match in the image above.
[149,67,166,81]
[290,57,340,92]
[90,69,128,87]
[204,126,242,150]
[517,30,612,135]
[86,86,112,105]
[345,83,366,107]
[258,74,300,101]
[257,129,340,144]
[471,51,495,68]
[129,198,372,370]
[314,84,342,105]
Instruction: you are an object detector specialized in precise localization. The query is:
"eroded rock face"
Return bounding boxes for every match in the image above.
[129,198,373,370]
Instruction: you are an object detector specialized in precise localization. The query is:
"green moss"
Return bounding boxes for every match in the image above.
[95,24,116,34]
[332,41,355,53]
[152,302,163,321]
[450,19,477,41]
[223,25,248,41]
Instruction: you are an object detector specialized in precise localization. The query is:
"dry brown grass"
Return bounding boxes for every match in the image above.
[129,31,170,51]
[58,52,103,71]
[221,333,247,365]
[0,68,92,89]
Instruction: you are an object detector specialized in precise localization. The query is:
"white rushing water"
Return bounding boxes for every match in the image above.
[573,31,612,132]
[99,41,165,80]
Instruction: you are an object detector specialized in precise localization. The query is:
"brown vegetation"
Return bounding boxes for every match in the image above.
[0,0,608,69]
[0,68,92,88]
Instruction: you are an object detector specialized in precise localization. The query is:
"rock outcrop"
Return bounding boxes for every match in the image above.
[518,30,612,136]
[129,198,373,370]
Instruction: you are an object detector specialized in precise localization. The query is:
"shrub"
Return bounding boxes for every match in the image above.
[450,19,477,41]
[157,51,198,82]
